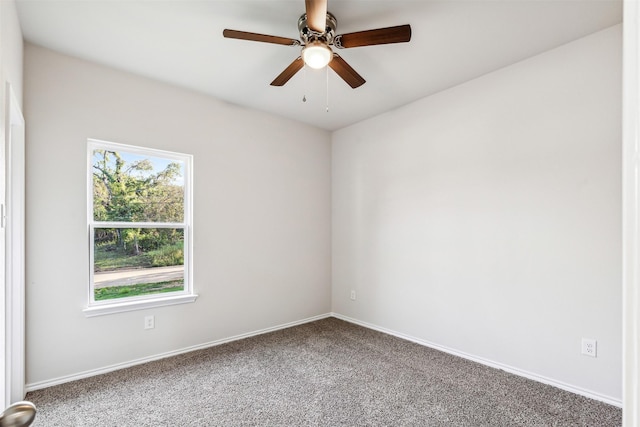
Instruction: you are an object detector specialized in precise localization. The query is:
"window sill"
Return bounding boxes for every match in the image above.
[83,293,198,317]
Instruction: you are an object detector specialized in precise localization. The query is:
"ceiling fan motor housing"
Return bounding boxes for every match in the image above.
[298,12,337,45]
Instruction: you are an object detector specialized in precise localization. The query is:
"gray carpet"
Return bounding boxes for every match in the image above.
[26,317,621,426]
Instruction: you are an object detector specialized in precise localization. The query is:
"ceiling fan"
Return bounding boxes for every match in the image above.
[223,0,411,89]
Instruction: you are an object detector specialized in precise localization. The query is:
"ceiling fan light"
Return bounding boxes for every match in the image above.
[302,42,333,69]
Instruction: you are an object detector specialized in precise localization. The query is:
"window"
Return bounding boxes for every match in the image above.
[84,139,196,317]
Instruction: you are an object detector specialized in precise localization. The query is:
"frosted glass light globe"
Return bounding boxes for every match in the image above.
[302,42,333,69]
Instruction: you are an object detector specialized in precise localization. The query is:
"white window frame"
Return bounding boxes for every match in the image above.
[83,139,196,317]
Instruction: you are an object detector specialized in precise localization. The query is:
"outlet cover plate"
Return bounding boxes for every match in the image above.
[144,315,155,330]
[581,338,597,357]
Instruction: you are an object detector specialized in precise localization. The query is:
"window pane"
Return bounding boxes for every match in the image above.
[93,227,184,301]
[92,149,184,222]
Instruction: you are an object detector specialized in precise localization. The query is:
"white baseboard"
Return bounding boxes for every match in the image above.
[331,312,623,408]
[25,313,332,392]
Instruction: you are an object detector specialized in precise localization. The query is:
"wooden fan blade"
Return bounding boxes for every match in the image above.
[328,54,365,89]
[271,57,304,86]
[223,29,300,46]
[305,0,328,33]
[335,24,411,49]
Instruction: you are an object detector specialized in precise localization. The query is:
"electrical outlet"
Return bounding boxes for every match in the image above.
[144,315,155,330]
[581,338,597,357]
[350,290,356,301]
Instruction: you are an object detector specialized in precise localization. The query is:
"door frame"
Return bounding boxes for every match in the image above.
[623,1,640,425]
[3,82,25,405]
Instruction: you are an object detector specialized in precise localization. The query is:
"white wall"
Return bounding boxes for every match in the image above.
[332,25,622,402]
[0,1,22,105]
[24,44,331,386]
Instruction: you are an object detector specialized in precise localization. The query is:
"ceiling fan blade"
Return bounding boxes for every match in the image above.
[305,0,328,33]
[328,54,365,89]
[270,57,305,86]
[335,24,412,49]
[223,29,300,46]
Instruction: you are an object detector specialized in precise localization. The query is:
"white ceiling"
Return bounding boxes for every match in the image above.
[16,0,622,131]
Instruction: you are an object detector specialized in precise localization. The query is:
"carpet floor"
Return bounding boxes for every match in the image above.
[26,317,621,426]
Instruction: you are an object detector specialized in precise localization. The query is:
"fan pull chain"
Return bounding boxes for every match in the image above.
[325,65,329,113]
[302,65,307,103]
